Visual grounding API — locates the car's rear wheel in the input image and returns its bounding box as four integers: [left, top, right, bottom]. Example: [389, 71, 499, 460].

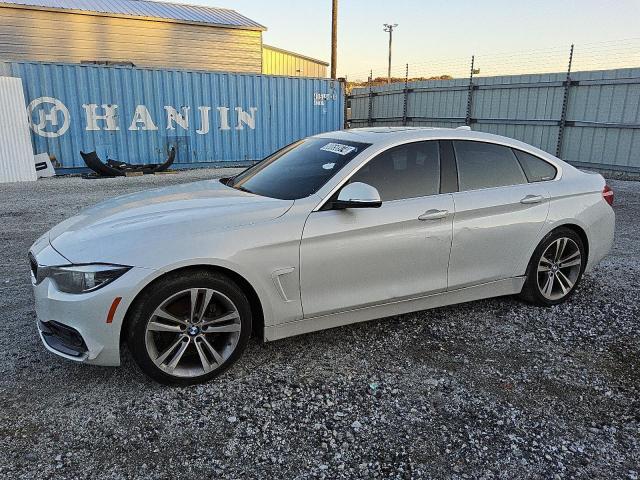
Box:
[520, 228, 585, 306]
[126, 270, 252, 385]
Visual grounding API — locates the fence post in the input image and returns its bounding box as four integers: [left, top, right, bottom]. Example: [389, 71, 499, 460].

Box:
[465, 55, 475, 126]
[556, 44, 574, 158]
[367, 70, 374, 127]
[402, 63, 409, 126]
[341, 77, 348, 129]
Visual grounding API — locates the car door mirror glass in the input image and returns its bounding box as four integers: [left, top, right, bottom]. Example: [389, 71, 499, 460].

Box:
[333, 182, 382, 209]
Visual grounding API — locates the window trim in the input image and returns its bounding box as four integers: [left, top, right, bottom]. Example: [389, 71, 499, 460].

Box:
[439, 140, 458, 193]
[316, 139, 444, 210]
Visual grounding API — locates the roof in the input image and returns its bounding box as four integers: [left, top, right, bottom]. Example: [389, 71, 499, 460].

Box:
[263, 44, 329, 66]
[314, 127, 564, 163]
[0, 0, 267, 30]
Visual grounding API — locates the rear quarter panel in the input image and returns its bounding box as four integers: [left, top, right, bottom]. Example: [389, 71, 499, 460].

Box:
[516, 168, 614, 275]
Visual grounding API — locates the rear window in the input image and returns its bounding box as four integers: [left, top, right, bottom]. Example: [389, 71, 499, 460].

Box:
[453, 141, 527, 191]
[513, 149, 557, 182]
[230, 138, 370, 200]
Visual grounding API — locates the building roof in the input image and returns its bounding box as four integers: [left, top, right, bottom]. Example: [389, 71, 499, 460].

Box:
[0, 0, 267, 30]
[263, 44, 329, 66]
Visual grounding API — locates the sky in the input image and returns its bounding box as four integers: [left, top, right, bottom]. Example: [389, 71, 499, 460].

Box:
[194, 0, 640, 80]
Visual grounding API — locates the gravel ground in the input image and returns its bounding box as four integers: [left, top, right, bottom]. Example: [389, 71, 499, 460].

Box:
[0, 170, 638, 479]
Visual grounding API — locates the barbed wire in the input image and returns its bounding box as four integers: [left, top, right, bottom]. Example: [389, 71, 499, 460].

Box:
[344, 38, 640, 82]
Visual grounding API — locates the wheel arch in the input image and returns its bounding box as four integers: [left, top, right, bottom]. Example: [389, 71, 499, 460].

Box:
[119, 264, 265, 347]
[519, 222, 590, 279]
[520, 222, 590, 305]
[558, 223, 589, 264]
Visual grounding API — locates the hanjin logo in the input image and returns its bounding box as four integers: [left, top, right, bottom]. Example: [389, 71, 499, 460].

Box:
[27, 97, 71, 138]
[24, 97, 259, 137]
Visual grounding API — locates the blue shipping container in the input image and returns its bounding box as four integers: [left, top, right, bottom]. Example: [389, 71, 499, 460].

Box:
[1, 61, 344, 171]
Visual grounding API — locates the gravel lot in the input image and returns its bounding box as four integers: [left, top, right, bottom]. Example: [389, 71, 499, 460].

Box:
[0, 170, 638, 479]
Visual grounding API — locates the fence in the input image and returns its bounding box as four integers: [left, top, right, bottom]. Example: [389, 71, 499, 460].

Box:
[347, 40, 640, 174]
[0, 61, 344, 172]
[349, 66, 640, 174]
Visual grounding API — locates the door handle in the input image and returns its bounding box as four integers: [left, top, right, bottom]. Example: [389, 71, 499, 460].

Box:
[520, 194, 544, 204]
[418, 209, 449, 221]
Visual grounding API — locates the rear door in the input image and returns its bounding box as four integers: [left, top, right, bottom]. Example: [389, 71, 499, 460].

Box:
[447, 140, 551, 289]
[300, 140, 454, 317]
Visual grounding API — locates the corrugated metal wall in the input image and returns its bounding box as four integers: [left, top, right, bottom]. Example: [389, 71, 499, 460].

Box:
[350, 68, 640, 173]
[262, 45, 328, 78]
[0, 6, 263, 72]
[0, 76, 37, 182]
[563, 69, 640, 172]
[3, 61, 344, 170]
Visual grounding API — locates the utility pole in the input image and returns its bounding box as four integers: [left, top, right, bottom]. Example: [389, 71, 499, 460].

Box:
[331, 0, 338, 79]
[383, 23, 397, 84]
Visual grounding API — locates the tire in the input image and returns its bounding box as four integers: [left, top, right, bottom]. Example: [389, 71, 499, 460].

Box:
[126, 270, 252, 386]
[519, 227, 586, 307]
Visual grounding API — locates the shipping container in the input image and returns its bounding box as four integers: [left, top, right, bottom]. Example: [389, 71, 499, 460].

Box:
[1, 61, 345, 171]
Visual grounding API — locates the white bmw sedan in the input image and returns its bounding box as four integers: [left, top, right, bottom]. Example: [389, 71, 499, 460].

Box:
[29, 127, 615, 385]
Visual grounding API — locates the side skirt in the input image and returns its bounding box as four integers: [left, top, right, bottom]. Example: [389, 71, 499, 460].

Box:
[264, 277, 526, 341]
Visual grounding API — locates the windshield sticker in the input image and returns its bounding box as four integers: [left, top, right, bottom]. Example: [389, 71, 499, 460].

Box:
[320, 143, 357, 156]
[322, 162, 336, 170]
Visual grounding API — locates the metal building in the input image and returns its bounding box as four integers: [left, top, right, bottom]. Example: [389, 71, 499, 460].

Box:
[263, 44, 328, 78]
[0, 0, 267, 72]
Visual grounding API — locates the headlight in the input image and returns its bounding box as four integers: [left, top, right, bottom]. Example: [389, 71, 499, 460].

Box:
[46, 264, 130, 294]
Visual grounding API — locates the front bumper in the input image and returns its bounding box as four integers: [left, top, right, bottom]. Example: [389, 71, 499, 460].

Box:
[30, 242, 154, 366]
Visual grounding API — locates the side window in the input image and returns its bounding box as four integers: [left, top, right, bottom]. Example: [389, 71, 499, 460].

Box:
[350, 141, 440, 201]
[513, 149, 557, 182]
[453, 141, 527, 191]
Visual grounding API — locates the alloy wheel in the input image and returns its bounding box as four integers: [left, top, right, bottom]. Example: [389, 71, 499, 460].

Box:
[536, 237, 582, 301]
[144, 288, 242, 378]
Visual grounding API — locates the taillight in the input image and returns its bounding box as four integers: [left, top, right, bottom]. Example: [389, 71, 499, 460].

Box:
[602, 185, 614, 206]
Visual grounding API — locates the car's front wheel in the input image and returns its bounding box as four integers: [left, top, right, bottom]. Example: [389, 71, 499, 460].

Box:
[126, 270, 252, 385]
[520, 228, 586, 306]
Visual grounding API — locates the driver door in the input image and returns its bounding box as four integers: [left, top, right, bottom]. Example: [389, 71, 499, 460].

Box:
[299, 141, 454, 318]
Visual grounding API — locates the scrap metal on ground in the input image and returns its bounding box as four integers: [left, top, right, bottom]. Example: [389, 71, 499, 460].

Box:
[80, 147, 175, 177]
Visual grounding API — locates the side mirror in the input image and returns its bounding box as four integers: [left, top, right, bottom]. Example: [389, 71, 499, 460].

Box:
[333, 182, 382, 209]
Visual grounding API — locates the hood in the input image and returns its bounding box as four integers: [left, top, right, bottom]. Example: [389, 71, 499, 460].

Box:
[49, 179, 293, 264]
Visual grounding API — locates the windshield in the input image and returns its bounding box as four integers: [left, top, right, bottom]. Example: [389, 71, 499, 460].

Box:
[229, 138, 371, 200]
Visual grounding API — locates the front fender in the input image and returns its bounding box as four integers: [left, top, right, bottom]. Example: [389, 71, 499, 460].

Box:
[118, 257, 279, 331]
